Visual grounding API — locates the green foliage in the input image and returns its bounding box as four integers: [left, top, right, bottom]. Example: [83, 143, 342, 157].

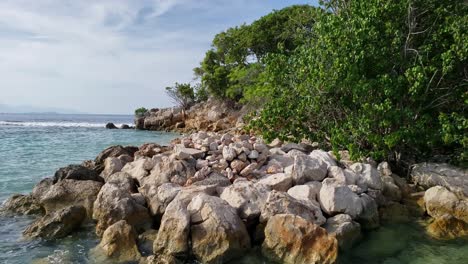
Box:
[165, 82, 195, 110]
[194, 5, 320, 100]
[134, 107, 148, 117]
[250, 0, 467, 164]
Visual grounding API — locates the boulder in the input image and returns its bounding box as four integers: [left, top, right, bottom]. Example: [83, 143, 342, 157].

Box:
[256, 173, 293, 192]
[53, 164, 103, 183]
[95, 145, 138, 169]
[135, 143, 167, 159]
[90, 220, 141, 263]
[281, 143, 308, 153]
[141, 155, 196, 189]
[31, 178, 54, 201]
[122, 157, 155, 184]
[350, 163, 383, 190]
[424, 186, 468, 223]
[120, 124, 131, 129]
[319, 178, 363, 219]
[357, 193, 380, 230]
[93, 173, 151, 236]
[39, 179, 103, 219]
[291, 155, 328, 184]
[220, 181, 269, 221]
[260, 191, 326, 225]
[287, 183, 321, 206]
[324, 214, 361, 250]
[100, 157, 124, 180]
[144, 183, 182, 216]
[310, 150, 337, 169]
[222, 146, 237, 162]
[1, 194, 43, 215]
[382, 176, 402, 202]
[106, 122, 118, 129]
[187, 194, 251, 264]
[174, 145, 206, 160]
[327, 166, 358, 185]
[23, 205, 86, 239]
[262, 214, 338, 264]
[153, 199, 191, 259]
[411, 163, 468, 197]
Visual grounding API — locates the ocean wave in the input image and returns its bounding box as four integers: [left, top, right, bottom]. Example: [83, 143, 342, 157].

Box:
[0, 121, 124, 128]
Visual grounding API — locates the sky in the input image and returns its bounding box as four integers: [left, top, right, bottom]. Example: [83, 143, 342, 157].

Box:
[0, 0, 317, 114]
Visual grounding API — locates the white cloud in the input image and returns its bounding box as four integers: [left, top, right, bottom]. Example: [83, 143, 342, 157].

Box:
[0, 0, 311, 114]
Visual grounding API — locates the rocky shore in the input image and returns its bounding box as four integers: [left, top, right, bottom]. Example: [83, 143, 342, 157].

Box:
[1, 131, 467, 264]
[134, 99, 247, 133]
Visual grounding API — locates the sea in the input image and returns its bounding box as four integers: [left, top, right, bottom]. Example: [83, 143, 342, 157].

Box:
[0, 113, 467, 264]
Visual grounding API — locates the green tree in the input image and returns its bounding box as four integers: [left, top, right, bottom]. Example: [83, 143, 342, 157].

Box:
[165, 82, 195, 110]
[251, 0, 467, 165]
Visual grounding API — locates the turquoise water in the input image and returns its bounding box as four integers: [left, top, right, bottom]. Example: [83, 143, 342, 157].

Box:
[0, 113, 178, 264]
[1, 113, 467, 264]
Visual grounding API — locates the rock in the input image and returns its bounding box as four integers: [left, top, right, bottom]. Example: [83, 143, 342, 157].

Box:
[358, 193, 380, 229]
[53, 164, 103, 183]
[424, 186, 468, 223]
[106, 122, 118, 129]
[426, 215, 468, 239]
[100, 157, 124, 180]
[141, 155, 196, 189]
[31, 178, 54, 201]
[350, 163, 383, 190]
[93, 173, 151, 236]
[39, 179, 103, 219]
[262, 214, 338, 264]
[230, 159, 247, 172]
[324, 214, 361, 250]
[319, 178, 363, 219]
[281, 143, 308, 153]
[188, 194, 250, 264]
[174, 145, 205, 160]
[260, 191, 326, 225]
[95, 145, 138, 169]
[257, 173, 293, 192]
[248, 150, 259, 160]
[291, 155, 328, 184]
[144, 183, 182, 216]
[220, 181, 269, 221]
[240, 163, 258, 177]
[268, 138, 283, 148]
[122, 157, 155, 184]
[153, 199, 190, 259]
[23, 205, 86, 239]
[121, 124, 131, 129]
[287, 183, 321, 206]
[382, 176, 402, 202]
[310, 150, 337, 169]
[412, 163, 468, 197]
[1, 194, 43, 215]
[254, 143, 268, 153]
[222, 146, 237, 161]
[190, 172, 231, 187]
[91, 220, 141, 263]
[377, 161, 393, 177]
[135, 143, 165, 159]
[327, 166, 358, 185]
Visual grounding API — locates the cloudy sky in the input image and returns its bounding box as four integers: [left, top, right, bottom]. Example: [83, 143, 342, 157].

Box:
[0, 0, 317, 114]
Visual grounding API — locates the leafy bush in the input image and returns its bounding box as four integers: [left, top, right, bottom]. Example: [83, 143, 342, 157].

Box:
[134, 107, 148, 117]
[165, 82, 196, 110]
[250, 0, 467, 164]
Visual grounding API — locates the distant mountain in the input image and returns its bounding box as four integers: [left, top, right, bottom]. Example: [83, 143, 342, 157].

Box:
[0, 103, 84, 114]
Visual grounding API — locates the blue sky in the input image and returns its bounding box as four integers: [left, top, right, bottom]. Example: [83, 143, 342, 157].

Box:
[0, 0, 318, 114]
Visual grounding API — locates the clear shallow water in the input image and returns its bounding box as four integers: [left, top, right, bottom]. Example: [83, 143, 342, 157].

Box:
[1, 114, 467, 264]
[0, 113, 178, 264]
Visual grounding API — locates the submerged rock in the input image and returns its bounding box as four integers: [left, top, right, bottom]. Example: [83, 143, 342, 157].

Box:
[262, 214, 338, 264]
[424, 186, 468, 223]
[426, 215, 468, 239]
[23, 205, 86, 239]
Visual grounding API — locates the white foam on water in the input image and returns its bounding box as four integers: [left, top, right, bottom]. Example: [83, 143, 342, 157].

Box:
[0, 121, 124, 128]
